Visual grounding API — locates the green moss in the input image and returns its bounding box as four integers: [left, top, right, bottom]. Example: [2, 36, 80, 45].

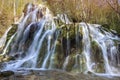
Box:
[91, 41, 105, 73]
[6, 24, 18, 44]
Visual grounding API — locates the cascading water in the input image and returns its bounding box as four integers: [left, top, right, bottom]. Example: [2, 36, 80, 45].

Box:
[1, 33, 16, 55]
[0, 26, 12, 48]
[88, 24, 120, 76]
[0, 3, 120, 77]
[80, 23, 92, 72]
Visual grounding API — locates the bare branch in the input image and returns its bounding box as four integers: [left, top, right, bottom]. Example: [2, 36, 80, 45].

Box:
[106, 0, 120, 15]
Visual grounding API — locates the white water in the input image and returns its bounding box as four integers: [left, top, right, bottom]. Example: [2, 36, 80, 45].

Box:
[88, 24, 120, 76]
[2, 4, 57, 70]
[73, 54, 81, 72]
[17, 22, 35, 52]
[63, 56, 70, 70]
[48, 30, 60, 69]
[41, 33, 52, 68]
[41, 20, 57, 68]
[80, 22, 92, 72]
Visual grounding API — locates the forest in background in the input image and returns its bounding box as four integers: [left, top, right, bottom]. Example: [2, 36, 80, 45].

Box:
[0, 0, 120, 37]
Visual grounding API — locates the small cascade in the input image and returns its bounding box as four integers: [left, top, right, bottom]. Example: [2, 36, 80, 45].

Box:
[88, 24, 120, 76]
[41, 31, 53, 68]
[80, 23, 92, 72]
[48, 30, 60, 69]
[0, 26, 12, 48]
[63, 56, 70, 70]
[66, 27, 70, 56]
[73, 54, 83, 73]
[0, 3, 120, 77]
[1, 33, 16, 55]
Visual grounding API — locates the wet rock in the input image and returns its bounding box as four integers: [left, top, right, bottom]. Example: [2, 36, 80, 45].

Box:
[0, 71, 14, 77]
[102, 24, 110, 29]
[0, 55, 15, 62]
[0, 55, 4, 62]
[0, 70, 120, 80]
[6, 24, 18, 44]
[2, 55, 15, 62]
[23, 3, 35, 17]
[0, 47, 3, 53]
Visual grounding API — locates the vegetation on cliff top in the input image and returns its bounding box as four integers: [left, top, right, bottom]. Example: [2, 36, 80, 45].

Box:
[0, 0, 120, 37]
[47, 0, 120, 33]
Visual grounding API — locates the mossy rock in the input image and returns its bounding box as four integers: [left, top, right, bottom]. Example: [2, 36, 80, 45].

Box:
[0, 55, 5, 62]
[91, 41, 105, 73]
[60, 24, 76, 38]
[2, 56, 15, 62]
[101, 24, 110, 29]
[0, 55, 15, 63]
[6, 24, 18, 44]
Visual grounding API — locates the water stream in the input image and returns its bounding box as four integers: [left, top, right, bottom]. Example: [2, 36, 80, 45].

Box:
[0, 26, 12, 48]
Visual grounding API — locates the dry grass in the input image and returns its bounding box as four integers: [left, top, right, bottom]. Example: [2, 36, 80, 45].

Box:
[46, 0, 117, 22]
[46, 0, 120, 33]
[47, 0, 83, 22]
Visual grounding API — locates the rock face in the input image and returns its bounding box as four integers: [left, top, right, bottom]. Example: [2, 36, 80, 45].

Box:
[0, 70, 120, 80]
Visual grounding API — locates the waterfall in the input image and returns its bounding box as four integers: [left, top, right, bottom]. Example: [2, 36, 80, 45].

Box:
[80, 22, 92, 72]
[88, 24, 120, 76]
[0, 3, 120, 77]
